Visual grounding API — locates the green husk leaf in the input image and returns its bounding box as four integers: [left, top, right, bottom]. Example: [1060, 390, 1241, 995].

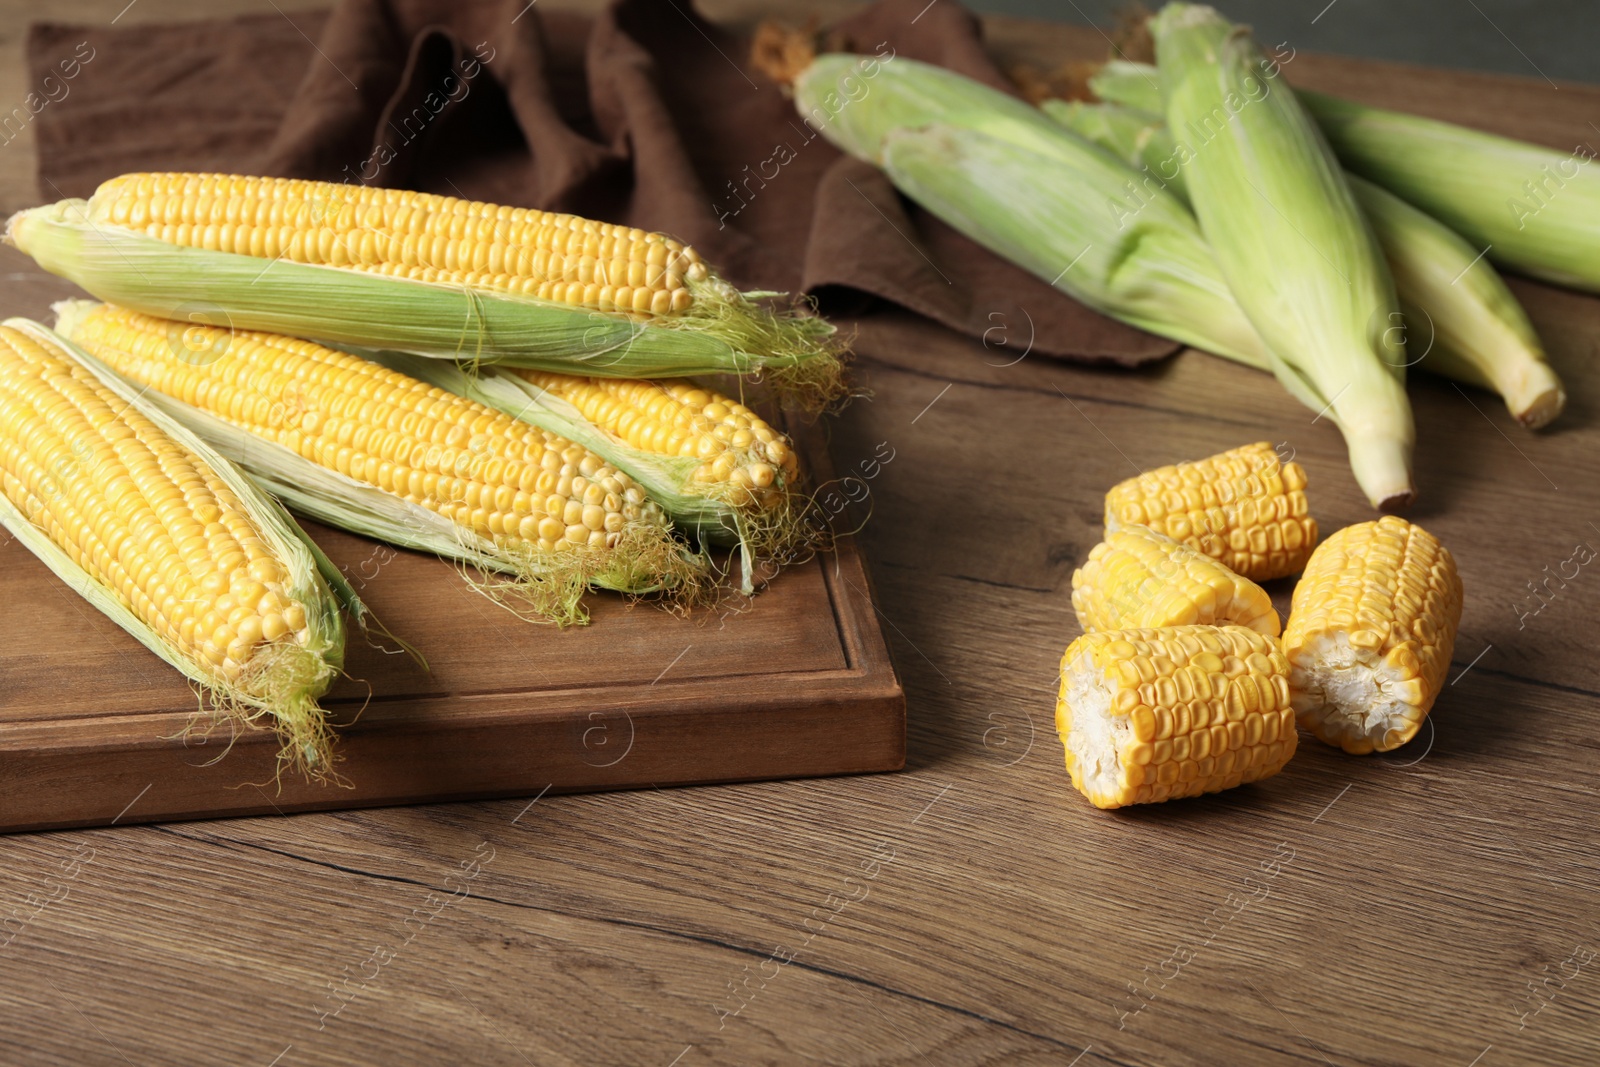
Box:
[7, 198, 846, 410]
[1048, 99, 1564, 427]
[1091, 59, 1600, 297]
[1151, 4, 1414, 509]
[795, 54, 1275, 368]
[1087, 59, 1167, 113]
[51, 301, 712, 627]
[1300, 89, 1600, 294]
[0, 317, 347, 780]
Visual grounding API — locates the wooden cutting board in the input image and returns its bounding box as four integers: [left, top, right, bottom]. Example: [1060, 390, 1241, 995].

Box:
[0, 322, 905, 834]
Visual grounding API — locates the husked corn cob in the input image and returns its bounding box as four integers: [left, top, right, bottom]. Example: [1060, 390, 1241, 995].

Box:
[1072, 526, 1279, 636]
[513, 373, 799, 510]
[1056, 625, 1298, 809]
[58, 303, 706, 625]
[95, 174, 706, 317]
[339, 349, 821, 591]
[1103, 442, 1317, 580]
[0, 319, 347, 775]
[7, 175, 845, 407]
[1283, 517, 1462, 754]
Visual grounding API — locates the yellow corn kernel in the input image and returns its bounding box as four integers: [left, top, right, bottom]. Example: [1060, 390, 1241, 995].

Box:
[1282, 517, 1463, 754]
[91, 173, 706, 317]
[1072, 525, 1280, 636]
[1104, 442, 1317, 580]
[1056, 625, 1297, 809]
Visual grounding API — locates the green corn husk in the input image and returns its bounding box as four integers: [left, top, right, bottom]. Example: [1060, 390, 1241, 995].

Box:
[1353, 176, 1566, 428]
[1093, 58, 1600, 296]
[1048, 100, 1566, 428]
[6, 193, 845, 410]
[1299, 89, 1600, 293]
[343, 349, 824, 594]
[52, 301, 711, 628]
[1087, 59, 1167, 114]
[0, 317, 355, 779]
[793, 54, 1274, 368]
[1151, 4, 1415, 509]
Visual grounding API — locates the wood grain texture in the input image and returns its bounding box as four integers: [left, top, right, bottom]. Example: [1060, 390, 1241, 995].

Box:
[2, 3, 1599, 1066]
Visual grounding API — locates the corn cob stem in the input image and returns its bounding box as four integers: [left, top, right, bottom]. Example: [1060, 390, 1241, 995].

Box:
[0, 318, 348, 778]
[55, 301, 710, 627]
[1151, 5, 1415, 510]
[7, 177, 847, 410]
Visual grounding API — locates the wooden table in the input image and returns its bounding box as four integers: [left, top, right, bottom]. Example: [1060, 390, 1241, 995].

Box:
[3, 3, 1598, 1065]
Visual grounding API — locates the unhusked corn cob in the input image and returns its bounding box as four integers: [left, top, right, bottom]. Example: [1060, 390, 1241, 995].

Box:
[1103, 442, 1317, 580]
[1072, 526, 1279, 636]
[59, 303, 704, 625]
[7, 175, 846, 407]
[0, 319, 345, 774]
[1282, 517, 1462, 754]
[513, 373, 799, 510]
[789, 55, 1277, 370]
[93, 173, 706, 317]
[1152, 5, 1415, 510]
[1056, 625, 1298, 809]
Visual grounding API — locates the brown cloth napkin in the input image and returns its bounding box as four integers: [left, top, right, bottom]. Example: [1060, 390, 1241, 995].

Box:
[26, 0, 1175, 365]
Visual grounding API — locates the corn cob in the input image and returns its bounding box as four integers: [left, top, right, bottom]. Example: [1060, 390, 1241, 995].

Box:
[353, 349, 818, 590]
[1056, 625, 1297, 809]
[1102, 442, 1316, 581]
[789, 54, 1276, 369]
[1282, 517, 1462, 754]
[1046, 100, 1566, 428]
[6, 174, 845, 408]
[55, 302, 708, 626]
[0, 318, 350, 777]
[1151, 5, 1415, 510]
[1072, 526, 1280, 636]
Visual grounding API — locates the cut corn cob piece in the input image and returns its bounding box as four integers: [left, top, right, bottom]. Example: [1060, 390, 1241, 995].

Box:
[0, 318, 350, 777]
[55, 301, 708, 627]
[1056, 625, 1297, 809]
[1103, 442, 1316, 581]
[1283, 517, 1462, 755]
[353, 349, 820, 592]
[1072, 526, 1279, 636]
[6, 174, 845, 408]
[1046, 100, 1566, 429]
[1151, 5, 1415, 510]
[790, 54, 1276, 369]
